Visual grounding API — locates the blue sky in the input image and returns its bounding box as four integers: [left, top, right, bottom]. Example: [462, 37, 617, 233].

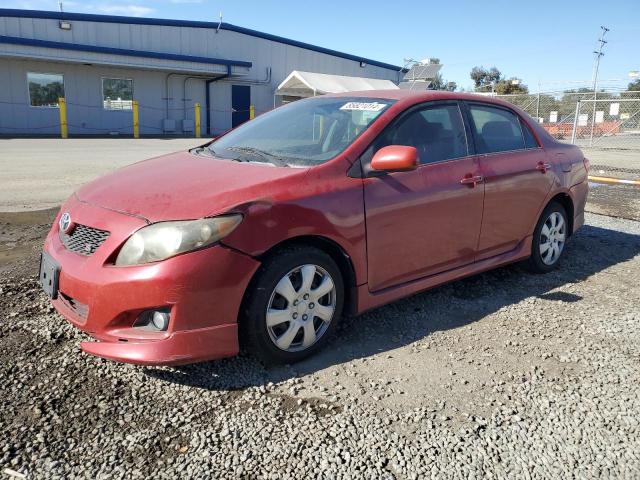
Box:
[6, 0, 640, 92]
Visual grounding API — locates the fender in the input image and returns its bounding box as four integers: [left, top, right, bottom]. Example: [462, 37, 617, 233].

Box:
[221, 161, 369, 285]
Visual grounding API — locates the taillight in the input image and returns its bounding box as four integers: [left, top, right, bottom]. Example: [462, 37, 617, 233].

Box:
[583, 157, 590, 172]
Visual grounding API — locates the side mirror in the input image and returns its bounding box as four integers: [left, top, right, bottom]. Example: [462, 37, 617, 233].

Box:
[371, 145, 418, 173]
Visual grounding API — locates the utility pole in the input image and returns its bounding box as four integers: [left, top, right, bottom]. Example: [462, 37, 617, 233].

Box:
[589, 26, 609, 146]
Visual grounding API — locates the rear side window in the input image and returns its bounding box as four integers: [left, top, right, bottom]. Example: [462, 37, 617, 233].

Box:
[520, 119, 540, 149]
[469, 104, 525, 154]
[373, 103, 468, 165]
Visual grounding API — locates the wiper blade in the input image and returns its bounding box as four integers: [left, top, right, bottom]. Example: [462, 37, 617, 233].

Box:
[192, 146, 246, 162]
[226, 146, 289, 167]
[190, 146, 213, 156]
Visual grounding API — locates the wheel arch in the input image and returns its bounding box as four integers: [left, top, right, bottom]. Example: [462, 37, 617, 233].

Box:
[547, 192, 575, 236]
[248, 235, 359, 316]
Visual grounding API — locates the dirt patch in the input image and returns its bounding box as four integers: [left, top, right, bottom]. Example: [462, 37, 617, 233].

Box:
[0, 208, 57, 277]
[586, 182, 640, 221]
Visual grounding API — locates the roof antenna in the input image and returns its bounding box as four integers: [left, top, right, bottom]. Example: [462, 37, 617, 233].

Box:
[216, 11, 222, 33]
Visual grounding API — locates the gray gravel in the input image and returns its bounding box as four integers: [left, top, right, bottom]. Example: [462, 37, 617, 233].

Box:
[1, 212, 640, 479]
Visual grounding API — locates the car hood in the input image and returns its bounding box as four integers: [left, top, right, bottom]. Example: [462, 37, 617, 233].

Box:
[75, 151, 308, 223]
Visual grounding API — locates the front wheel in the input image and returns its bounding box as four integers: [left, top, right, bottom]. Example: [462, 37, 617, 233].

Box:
[526, 202, 569, 273]
[240, 246, 344, 365]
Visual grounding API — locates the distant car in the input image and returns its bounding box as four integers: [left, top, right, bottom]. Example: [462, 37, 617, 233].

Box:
[40, 91, 589, 366]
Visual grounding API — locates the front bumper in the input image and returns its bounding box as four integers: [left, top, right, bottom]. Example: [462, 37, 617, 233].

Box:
[44, 197, 260, 365]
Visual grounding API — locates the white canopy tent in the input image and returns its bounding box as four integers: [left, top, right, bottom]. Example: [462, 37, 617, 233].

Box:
[275, 70, 399, 100]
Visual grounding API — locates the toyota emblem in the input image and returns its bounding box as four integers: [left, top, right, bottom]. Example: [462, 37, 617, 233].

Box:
[59, 212, 73, 234]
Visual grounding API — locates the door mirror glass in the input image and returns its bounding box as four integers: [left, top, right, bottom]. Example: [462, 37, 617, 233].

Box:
[371, 145, 418, 172]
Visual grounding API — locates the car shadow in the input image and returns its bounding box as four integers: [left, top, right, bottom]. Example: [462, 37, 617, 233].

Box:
[144, 223, 640, 391]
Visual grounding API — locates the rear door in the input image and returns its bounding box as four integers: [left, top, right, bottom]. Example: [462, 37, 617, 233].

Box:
[362, 101, 485, 292]
[465, 102, 554, 260]
[231, 85, 251, 127]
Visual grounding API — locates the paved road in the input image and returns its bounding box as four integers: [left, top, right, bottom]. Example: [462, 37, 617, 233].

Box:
[573, 133, 640, 154]
[585, 149, 640, 179]
[0, 138, 203, 211]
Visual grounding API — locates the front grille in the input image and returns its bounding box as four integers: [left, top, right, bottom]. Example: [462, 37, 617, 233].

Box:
[60, 223, 110, 256]
[59, 292, 89, 321]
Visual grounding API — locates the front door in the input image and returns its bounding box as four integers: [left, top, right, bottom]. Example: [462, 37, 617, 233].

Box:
[465, 102, 555, 260]
[231, 85, 251, 128]
[362, 102, 485, 292]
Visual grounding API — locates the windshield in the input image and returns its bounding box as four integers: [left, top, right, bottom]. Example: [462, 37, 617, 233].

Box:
[208, 96, 395, 167]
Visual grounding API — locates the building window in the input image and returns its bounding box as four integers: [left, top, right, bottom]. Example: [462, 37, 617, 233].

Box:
[27, 72, 64, 107]
[102, 78, 133, 110]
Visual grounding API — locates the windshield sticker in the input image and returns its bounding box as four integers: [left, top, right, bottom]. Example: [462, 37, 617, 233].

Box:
[339, 102, 387, 112]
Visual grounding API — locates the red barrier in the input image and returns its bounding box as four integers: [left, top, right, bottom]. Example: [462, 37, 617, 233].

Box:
[542, 122, 620, 139]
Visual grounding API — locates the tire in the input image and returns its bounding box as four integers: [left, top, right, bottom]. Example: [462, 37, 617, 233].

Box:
[526, 201, 569, 273]
[240, 245, 344, 365]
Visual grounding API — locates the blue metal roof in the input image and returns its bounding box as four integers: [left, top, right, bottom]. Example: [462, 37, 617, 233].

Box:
[0, 8, 402, 72]
[0, 35, 253, 68]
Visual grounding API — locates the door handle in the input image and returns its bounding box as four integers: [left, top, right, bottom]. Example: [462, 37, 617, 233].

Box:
[460, 175, 484, 187]
[536, 162, 552, 173]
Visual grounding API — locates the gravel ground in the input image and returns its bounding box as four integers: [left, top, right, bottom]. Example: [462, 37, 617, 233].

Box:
[1, 210, 640, 479]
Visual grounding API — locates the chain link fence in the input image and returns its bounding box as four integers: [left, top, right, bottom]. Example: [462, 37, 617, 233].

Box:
[490, 90, 640, 181]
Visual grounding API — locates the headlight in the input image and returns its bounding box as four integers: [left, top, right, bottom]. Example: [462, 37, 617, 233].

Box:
[115, 215, 242, 266]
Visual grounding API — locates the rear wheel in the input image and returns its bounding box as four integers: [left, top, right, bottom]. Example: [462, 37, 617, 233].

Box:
[526, 202, 568, 273]
[240, 246, 344, 364]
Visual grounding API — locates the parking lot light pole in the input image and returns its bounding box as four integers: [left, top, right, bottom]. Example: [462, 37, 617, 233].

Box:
[589, 26, 609, 146]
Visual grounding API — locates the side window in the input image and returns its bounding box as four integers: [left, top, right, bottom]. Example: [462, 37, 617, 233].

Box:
[469, 104, 525, 154]
[520, 119, 540, 149]
[372, 103, 468, 165]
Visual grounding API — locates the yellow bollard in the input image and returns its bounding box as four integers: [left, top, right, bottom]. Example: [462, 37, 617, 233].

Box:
[249, 105, 255, 120]
[58, 97, 68, 139]
[194, 102, 201, 138]
[132, 100, 140, 139]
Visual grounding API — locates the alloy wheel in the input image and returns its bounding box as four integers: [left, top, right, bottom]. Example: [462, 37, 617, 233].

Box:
[266, 264, 337, 352]
[539, 211, 566, 266]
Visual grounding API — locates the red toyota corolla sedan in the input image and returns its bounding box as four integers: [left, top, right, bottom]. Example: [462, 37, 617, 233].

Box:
[39, 91, 588, 366]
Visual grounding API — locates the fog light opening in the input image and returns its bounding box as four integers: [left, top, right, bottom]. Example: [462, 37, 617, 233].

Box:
[134, 309, 171, 332]
[151, 311, 170, 331]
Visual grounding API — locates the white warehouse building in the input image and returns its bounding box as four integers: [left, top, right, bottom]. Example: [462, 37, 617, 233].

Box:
[0, 8, 402, 136]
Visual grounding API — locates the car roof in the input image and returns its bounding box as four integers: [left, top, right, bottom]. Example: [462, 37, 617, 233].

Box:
[322, 89, 555, 147]
[325, 89, 518, 109]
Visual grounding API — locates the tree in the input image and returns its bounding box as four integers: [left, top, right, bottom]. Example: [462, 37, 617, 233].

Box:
[470, 66, 502, 90]
[628, 79, 640, 91]
[429, 72, 457, 91]
[470, 66, 528, 94]
[494, 78, 529, 95]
